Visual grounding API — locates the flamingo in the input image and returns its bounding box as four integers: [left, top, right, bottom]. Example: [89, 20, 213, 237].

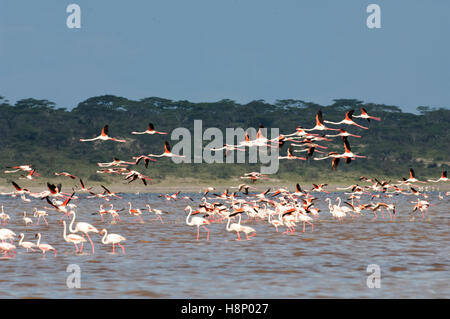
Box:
[427, 171, 448, 183]
[146, 204, 166, 223]
[4, 165, 33, 173]
[99, 228, 126, 255]
[80, 125, 126, 142]
[76, 179, 92, 192]
[19, 169, 40, 180]
[33, 208, 49, 225]
[323, 110, 369, 130]
[185, 206, 210, 240]
[278, 145, 307, 160]
[133, 155, 157, 168]
[268, 210, 283, 232]
[35, 233, 57, 258]
[11, 181, 30, 195]
[326, 129, 362, 138]
[18, 233, 37, 252]
[124, 170, 152, 186]
[0, 242, 16, 257]
[210, 144, 246, 157]
[304, 110, 340, 132]
[23, 211, 33, 228]
[63, 220, 87, 253]
[131, 122, 168, 135]
[0, 228, 16, 242]
[53, 172, 78, 179]
[128, 202, 145, 223]
[148, 141, 185, 158]
[69, 211, 99, 254]
[0, 206, 10, 226]
[46, 192, 75, 222]
[226, 213, 243, 240]
[352, 107, 381, 122]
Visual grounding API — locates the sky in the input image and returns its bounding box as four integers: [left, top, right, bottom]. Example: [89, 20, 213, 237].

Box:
[1, 0, 449, 113]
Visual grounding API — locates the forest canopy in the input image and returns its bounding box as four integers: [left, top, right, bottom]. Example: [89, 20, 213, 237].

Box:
[0, 95, 448, 184]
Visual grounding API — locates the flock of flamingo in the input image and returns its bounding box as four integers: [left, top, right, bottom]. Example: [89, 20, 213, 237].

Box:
[0, 108, 448, 258]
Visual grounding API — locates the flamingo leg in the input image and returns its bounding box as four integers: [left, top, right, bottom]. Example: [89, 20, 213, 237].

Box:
[118, 243, 125, 254]
[112, 243, 115, 255]
[196, 225, 200, 240]
[74, 243, 79, 253]
[202, 225, 210, 240]
[86, 233, 95, 254]
[235, 232, 241, 241]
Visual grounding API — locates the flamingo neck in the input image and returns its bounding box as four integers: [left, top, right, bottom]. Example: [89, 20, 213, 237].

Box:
[186, 207, 193, 226]
[36, 234, 41, 246]
[101, 230, 108, 244]
[226, 217, 232, 231]
[69, 211, 76, 233]
[19, 235, 24, 245]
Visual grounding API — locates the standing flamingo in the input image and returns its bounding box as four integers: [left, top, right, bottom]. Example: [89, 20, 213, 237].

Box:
[18, 233, 37, 252]
[35, 233, 57, 258]
[63, 220, 87, 253]
[185, 206, 210, 240]
[99, 229, 126, 255]
[69, 211, 99, 254]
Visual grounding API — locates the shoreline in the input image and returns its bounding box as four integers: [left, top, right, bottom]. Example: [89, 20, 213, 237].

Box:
[1, 177, 449, 194]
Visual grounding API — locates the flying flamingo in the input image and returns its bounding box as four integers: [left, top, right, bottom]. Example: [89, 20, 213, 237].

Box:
[149, 141, 185, 158]
[4, 165, 33, 173]
[54, 172, 78, 179]
[323, 110, 369, 130]
[401, 169, 427, 184]
[185, 206, 210, 240]
[326, 129, 362, 138]
[304, 110, 340, 132]
[210, 144, 246, 157]
[80, 125, 126, 142]
[19, 169, 40, 180]
[131, 122, 168, 135]
[11, 181, 30, 195]
[352, 107, 381, 122]
[427, 171, 448, 183]
[99, 229, 126, 255]
[278, 145, 307, 160]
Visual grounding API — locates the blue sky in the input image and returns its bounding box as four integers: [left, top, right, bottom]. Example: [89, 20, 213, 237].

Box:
[1, 1, 449, 112]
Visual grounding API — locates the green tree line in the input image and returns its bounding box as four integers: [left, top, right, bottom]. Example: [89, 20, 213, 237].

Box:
[0, 95, 448, 184]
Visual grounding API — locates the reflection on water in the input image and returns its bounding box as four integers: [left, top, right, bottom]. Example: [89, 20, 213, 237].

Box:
[0, 192, 448, 298]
